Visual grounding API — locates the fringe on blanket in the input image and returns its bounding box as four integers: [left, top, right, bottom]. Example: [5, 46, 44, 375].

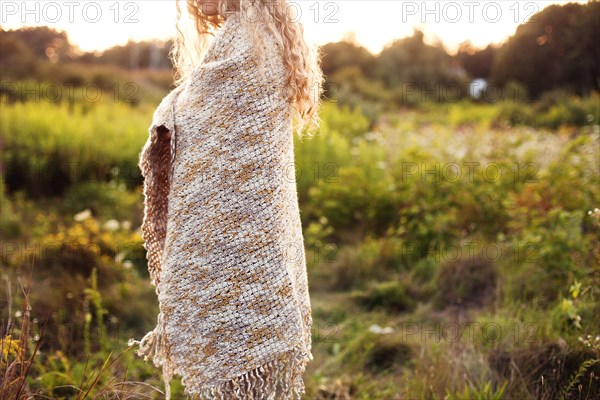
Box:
[128, 309, 177, 400]
[128, 320, 311, 400]
[189, 346, 310, 400]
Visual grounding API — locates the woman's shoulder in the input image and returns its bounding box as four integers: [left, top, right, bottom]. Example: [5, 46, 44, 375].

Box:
[182, 13, 286, 94]
[202, 12, 249, 64]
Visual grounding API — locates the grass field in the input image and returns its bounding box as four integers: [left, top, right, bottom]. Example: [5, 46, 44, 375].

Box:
[1, 88, 599, 399]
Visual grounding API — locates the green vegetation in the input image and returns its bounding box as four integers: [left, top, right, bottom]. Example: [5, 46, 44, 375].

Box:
[2, 92, 598, 398]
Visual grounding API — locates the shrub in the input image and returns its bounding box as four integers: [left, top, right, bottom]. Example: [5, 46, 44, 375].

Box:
[507, 209, 588, 307]
[433, 255, 497, 310]
[1, 100, 151, 197]
[0, 177, 21, 239]
[327, 238, 402, 291]
[62, 181, 142, 224]
[364, 334, 414, 374]
[352, 278, 417, 314]
[488, 341, 600, 400]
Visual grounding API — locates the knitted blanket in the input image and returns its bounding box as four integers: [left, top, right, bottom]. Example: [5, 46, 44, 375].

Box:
[128, 12, 313, 400]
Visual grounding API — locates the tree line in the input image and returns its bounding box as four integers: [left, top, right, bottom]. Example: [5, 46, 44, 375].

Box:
[1, 1, 598, 101]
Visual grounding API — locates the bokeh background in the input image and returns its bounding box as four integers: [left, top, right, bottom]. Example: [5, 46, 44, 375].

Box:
[1, 1, 599, 399]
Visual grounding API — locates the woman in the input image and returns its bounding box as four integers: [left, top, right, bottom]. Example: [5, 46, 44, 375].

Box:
[127, 0, 324, 399]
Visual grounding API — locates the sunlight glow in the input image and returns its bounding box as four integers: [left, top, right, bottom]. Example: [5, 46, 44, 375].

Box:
[0, 0, 590, 55]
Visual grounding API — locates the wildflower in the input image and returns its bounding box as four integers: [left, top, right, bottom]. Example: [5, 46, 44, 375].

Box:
[103, 219, 120, 231]
[1, 335, 23, 363]
[369, 323, 394, 334]
[74, 209, 92, 221]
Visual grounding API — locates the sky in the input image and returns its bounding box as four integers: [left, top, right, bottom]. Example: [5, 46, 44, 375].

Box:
[0, 0, 590, 55]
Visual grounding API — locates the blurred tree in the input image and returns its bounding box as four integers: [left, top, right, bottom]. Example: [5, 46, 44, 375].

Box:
[2, 2, 597, 101]
[491, 1, 600, 98]
[456, 42, 498, 80]
[0, 26, 71, 62]
[83, 39, 174, 70]
[320, 40, 377, 80]
[0, 30, 38, 79]
[376, 29, 460, 89]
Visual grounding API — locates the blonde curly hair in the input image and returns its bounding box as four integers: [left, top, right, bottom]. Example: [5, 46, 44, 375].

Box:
[171, 0, 324, 137]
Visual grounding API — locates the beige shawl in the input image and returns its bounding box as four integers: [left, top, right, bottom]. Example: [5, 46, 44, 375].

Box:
[127, 11, 313, 400]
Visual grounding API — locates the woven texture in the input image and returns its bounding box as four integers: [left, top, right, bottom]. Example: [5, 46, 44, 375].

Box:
[128, 11, 313, 400]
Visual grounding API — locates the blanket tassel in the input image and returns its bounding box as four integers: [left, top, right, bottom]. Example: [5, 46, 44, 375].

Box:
[186, 345, 311, 400]
[129, 312, 311, 400]
[128, 309, 176, 400]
